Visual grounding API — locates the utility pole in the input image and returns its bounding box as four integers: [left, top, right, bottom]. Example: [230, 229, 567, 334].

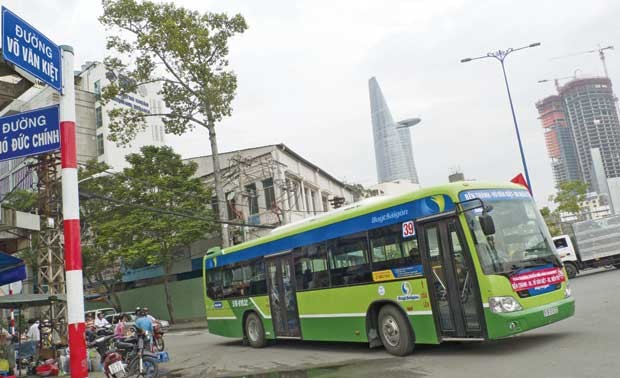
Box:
[461, 42, 541, 194]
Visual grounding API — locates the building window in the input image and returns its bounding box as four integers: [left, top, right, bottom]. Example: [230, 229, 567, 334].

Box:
[95, 107, 103, 128]
[322, 194, 329, 212]
[262, 178, 275, 210]
[94, 80, 101, 99]
[226, 191, 239, 220]
[96, 134, 104, 156]
[211, 195, 219, 217]
[245, 183, 259, 215]
[310, 190, 317, 214]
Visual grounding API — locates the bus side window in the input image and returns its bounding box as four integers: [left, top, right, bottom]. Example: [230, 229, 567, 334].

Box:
[401, 238, 421, 265]
[248, 259, 267, 295]
[294, 243, 329, 290]
[206, 269, 223, 299]
[328, 232, 372, 286]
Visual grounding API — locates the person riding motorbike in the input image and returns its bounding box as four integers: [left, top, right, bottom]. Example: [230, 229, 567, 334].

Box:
[134, 309, 153, 343]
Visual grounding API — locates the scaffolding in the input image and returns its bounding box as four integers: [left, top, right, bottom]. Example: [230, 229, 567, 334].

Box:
[35, 152, 66, 322]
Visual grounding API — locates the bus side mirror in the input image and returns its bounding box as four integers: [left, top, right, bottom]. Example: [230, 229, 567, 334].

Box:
[479, 214, 496, 236]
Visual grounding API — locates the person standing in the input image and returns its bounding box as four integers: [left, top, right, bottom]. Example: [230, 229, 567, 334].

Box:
[26, 320, 40, 343]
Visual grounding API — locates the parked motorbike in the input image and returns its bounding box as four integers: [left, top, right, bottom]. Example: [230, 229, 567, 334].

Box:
[89, 331, 159, 378]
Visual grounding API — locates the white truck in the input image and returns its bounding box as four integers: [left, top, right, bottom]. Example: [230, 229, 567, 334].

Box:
[553, 214, 620, 278]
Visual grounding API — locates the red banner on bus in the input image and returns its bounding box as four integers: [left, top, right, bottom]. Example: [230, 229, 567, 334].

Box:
[510, 267, 565, 291]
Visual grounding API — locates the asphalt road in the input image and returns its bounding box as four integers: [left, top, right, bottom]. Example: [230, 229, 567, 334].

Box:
[163, 267, 620, 378]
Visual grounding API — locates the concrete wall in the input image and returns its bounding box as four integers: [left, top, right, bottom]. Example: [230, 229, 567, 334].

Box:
[86, 277, 205, 322]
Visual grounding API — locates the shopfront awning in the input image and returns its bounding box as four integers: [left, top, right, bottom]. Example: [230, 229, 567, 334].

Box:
[0, 250, 26, 286]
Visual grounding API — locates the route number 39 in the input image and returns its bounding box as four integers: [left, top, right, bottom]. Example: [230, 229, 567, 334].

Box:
[402, 220, 415, 238]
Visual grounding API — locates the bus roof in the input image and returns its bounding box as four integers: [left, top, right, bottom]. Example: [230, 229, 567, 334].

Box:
[205, 181, 527, 263]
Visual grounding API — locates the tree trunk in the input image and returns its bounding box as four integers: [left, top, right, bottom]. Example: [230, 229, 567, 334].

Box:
[163, 263, 176, 324]
[206, 120, 230, 248]
[100, 275, 122, 312]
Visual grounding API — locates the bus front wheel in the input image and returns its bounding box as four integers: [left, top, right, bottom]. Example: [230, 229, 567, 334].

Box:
[564, 262, 578, 279]
[245, 312, 267, 348]
[378, 305, 414, 356]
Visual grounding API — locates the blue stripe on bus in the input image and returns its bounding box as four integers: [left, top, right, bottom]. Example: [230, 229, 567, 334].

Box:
[206, 194, 454, 269]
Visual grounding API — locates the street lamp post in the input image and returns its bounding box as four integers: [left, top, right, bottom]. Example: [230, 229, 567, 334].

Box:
[461, 42, 541, 193]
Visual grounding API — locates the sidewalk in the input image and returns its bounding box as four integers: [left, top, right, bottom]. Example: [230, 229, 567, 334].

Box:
[168, 319, 207, 332]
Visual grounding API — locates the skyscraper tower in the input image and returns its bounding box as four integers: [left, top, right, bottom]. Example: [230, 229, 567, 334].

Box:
[535, 95, 581, 186]
[368, 77, 420, 183]
[561, 77, 620, 187]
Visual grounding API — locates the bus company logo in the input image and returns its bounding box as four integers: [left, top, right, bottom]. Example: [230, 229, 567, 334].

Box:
[402, 282, 412, 295]
[213, 301, 223, 309]
[371, 209, 409, 224]
[397, 282, 420, 302]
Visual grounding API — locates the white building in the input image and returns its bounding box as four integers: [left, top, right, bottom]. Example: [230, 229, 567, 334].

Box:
[560, 192, 611, 222]
[369, 179, 421, 197]
[77, 62, 166, 171]
[185, 144, 355, 243]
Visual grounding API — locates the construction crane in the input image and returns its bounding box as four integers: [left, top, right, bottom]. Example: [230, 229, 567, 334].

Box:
[550, 45, 614, 77]
[538, 69, 582, 91]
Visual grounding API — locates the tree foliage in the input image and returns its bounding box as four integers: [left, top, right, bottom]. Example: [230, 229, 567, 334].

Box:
[99, 0, 248, 144]
[1, 189, 38, 213]
[79, 160, 123, 310]
[100, 0, 247, 247]
[94, 146, 215, 322]
[552, 180, 588, 215]
[539, 206, 561, 237]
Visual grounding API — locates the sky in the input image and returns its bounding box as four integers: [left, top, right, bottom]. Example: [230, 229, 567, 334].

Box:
[3, 0, 620, 207]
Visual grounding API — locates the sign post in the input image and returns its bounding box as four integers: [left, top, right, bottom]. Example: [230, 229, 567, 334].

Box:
[0, 106, 60, 162]
[3, 6, 86, 377]
[1, 6, 62, 92]
[59, 45, 87, 378]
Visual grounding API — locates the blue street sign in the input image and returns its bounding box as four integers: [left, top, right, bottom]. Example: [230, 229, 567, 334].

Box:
[2, 6, 62, 93]
[0, 105, 60, 162]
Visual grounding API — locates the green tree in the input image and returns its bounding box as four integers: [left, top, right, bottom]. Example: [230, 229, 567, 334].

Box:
[540, 206, 561, 237]
[1, 189, 38, 213]
[96, 146, 215, 322]
[552, 181, 588, 217]
[99, 0, 247, 248]
[79, 160, 123, 311]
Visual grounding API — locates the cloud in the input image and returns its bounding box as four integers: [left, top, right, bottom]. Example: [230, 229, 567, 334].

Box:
[5, 0, 620, 207]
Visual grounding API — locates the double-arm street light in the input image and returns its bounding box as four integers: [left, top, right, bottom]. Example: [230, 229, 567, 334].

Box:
[461, 42, 541, 193]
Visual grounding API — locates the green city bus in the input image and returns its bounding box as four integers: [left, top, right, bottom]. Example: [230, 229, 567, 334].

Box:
[202, 181, 575, 356]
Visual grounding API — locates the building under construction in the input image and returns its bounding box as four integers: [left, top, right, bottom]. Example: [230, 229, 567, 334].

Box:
[536, 77, 620, 189]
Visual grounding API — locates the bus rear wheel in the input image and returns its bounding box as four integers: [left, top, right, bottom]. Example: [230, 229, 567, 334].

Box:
[245, 312, 266, 348]
[378, 305, 414, 356]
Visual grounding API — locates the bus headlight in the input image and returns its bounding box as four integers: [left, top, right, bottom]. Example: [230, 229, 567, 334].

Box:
[489, 296, 523, 313]
[565, 283, 572, 298]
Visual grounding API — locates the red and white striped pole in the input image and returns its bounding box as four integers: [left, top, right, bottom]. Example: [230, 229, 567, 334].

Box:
[8, 283, 14, 335]
[59, 45, 88, 378]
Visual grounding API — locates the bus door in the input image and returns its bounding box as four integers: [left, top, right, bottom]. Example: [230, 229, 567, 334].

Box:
[265, 252, 301, 338]
[417, 216, 484, 339]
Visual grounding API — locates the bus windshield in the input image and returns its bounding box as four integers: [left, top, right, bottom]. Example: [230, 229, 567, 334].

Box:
[465, 198, 560, 275]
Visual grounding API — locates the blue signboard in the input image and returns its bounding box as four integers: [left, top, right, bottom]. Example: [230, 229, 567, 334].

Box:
[2, 6, 62, 92]
[0, 105, 60, 162]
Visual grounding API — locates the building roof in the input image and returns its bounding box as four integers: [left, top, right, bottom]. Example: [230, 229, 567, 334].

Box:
[185, 143, 348, 188]
[559, 77, 612, 95]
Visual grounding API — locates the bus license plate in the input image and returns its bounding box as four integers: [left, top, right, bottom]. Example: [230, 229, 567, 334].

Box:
[543, 306, 558, 317]
[109, 361, 125, 374]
